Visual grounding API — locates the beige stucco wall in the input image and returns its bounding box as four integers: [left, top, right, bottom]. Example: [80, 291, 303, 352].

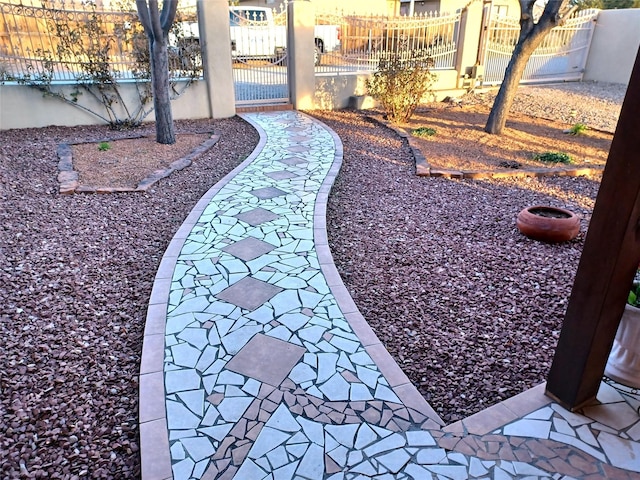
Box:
[314, 69, 463, 110]
[583, 9, 640, 85]
[0, 81, 211, 130]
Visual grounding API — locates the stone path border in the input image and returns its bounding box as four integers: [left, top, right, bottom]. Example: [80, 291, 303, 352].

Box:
[138, 110, 640, 480]
[368, 115, 606, 179]
[56, 134, 220, 194]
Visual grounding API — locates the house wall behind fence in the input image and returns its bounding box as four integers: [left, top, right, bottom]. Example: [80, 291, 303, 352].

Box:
[238, 0, 397, 16]
[583, 9, 640, 85]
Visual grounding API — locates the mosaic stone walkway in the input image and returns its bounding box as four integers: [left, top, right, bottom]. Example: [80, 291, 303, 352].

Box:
[139, 110, 640, 480]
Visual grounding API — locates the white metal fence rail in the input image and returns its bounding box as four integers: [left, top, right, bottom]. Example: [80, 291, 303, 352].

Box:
[315, 11, 461, 76]
[0, 0, 199, 83]
[481, 9, 598, 85]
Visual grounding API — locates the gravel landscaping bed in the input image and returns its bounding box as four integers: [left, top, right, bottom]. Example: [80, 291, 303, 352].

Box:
[314, 80, 626, 423]
[0, 118, 258, 478]
[467, 80, 625, 133]
[315, 108, 602, 423]
[0, 80, 625, 475]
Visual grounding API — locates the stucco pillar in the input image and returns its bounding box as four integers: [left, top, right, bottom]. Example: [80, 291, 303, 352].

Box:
[454, 0, 484, 88]
[287, 0, 315, 111]
[197, 0, 236, 118]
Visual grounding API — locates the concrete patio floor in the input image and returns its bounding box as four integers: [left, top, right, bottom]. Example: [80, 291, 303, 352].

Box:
[138, 110, 640, 480]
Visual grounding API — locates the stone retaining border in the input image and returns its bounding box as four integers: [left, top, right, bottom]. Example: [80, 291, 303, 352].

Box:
[56, 134, 220, 195]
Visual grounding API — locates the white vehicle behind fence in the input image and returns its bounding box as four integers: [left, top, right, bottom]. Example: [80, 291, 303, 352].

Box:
[172, 6, 341, 66]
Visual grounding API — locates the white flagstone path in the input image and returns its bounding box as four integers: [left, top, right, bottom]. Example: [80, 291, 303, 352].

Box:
[139, 110, 640, 480]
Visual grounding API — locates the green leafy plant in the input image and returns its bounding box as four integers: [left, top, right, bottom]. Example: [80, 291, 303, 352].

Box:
[98, 141, 111, 151]
[534, 151, 574, 164]
[629, 270, 640, 307]
[565, 123, 588, 135]
[412, 127, 437, 138]
[366, 49, 437, 124]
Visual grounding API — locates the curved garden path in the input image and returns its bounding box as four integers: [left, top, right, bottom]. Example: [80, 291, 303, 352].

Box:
[138, 110, 640, 480]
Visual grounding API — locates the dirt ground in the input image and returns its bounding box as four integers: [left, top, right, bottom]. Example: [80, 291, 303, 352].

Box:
[69, 104, 613, 188]
[71, 133, 210, 188]
[401, 103, 612, 172]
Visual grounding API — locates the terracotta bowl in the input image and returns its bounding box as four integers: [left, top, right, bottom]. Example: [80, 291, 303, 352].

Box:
[516, 205, 580, 243]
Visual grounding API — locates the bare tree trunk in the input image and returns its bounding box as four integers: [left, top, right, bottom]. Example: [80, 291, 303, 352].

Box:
[485, 34, 545, 134]
[485, 0, 573, 135]
[136, 0, 178, 144]
[149, 36, 175, 144]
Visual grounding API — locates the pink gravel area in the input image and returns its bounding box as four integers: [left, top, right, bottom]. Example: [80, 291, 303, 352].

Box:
[312, 109, 601, 423]
[0, 118, 258, 478]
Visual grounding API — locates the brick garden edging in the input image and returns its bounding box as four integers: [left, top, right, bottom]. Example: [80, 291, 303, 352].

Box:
[57, 134, 221, 194]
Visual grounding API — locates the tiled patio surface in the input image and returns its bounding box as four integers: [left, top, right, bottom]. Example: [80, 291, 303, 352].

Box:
[139, 110, 640, 479]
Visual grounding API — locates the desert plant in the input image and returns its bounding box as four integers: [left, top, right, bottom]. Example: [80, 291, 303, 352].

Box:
[366, 49, 437, 124]
[565, 123, 588, 135]
[412, 127, 437, 138]
[534, 151, 574, 164]
[98, 141, 112, 151]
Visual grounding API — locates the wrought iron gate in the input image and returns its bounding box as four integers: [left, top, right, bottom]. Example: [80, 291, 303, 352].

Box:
[480, 9, 598, 85]
[231, 7, 289, 106]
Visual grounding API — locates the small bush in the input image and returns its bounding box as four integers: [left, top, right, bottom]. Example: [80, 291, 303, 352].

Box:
[98, 141, 111, 151]
[366, 50, 437, 124]
[566, 123, 588, 135]
[412, 127, 437, 138]
[534, 151, 573, 164]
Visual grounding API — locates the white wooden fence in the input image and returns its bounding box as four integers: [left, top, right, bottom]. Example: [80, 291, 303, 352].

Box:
[480, 9, 599, 85]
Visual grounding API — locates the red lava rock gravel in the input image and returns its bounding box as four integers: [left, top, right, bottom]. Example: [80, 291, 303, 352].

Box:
[0, 118, 258, 478]
[312, 109, 602, 424]
[0, 108, 605, 477]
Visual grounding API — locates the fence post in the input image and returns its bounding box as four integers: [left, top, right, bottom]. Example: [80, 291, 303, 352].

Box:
[287, 0, 315, 110]
[197, 0, 236, 118]
[454, 0, 484, 88]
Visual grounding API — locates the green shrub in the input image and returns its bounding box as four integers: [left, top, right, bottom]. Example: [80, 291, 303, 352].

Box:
[629, 268, 640, 307]
[412, 127, 437, 138]
[534, 151, 574, 164]
[98, 141, 111, 151]
[566, 123, 588, 135]
[366, 50, 437, 124]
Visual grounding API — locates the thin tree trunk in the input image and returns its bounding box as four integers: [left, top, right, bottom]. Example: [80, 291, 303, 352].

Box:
[150, 37, 175, 144]
[485, 0, 570, 134]
[136, 0, 178, 145]
[484, 36, 539, 134]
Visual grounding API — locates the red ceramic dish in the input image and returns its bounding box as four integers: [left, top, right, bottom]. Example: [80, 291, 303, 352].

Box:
[516, 205, 580, 243]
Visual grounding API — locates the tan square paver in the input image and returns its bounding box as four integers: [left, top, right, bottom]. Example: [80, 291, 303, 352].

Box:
[250, 186, 287, 200]
[215, 277, 283, 311]
[235, 207, 280, 226]
[226, 333, 305, 387]
[265, 170, 297, 181]
[222, 237, 276, 261]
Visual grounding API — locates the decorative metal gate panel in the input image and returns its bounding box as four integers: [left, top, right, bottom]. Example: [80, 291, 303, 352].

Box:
[231, 7, 289, 106]
[480, 9, 598, 85]
[315, 10, 461, 75]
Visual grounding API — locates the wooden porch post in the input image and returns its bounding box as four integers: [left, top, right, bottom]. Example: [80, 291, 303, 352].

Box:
[546, 46, 640, 410]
